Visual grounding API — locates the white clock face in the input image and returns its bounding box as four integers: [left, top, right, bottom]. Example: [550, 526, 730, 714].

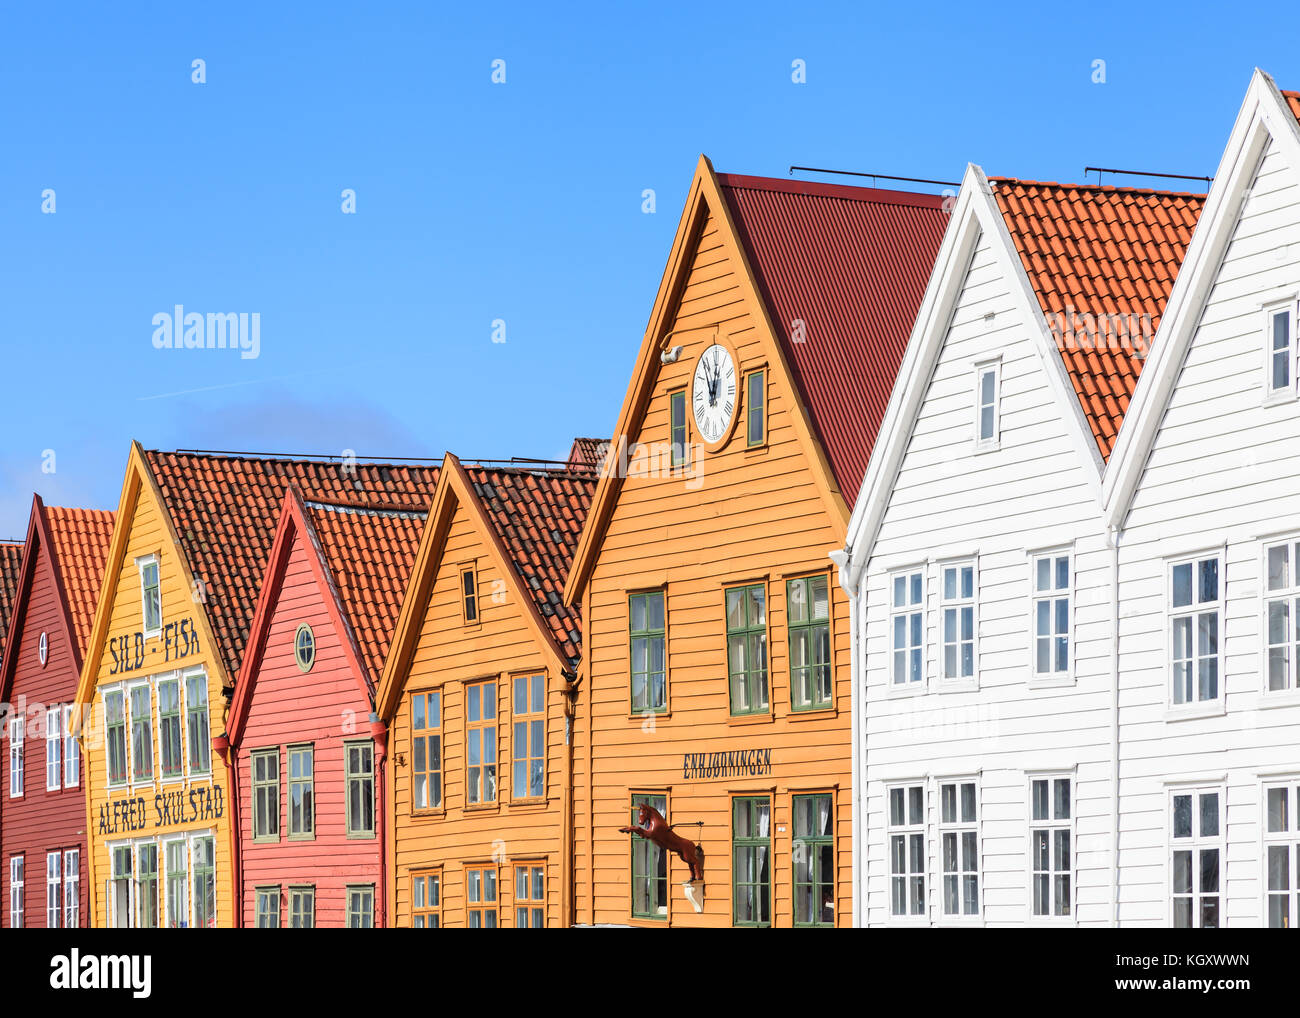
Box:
[692, 344, 737, 445]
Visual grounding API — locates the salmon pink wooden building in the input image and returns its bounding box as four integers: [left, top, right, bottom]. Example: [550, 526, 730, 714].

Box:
[0, 498, 113, 928]
[229, 489, 427, 927]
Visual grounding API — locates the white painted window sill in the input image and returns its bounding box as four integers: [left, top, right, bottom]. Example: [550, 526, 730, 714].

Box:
[1258, 690, 1300, 710]
[1163, 700, 1226, 723]
[1028, 675, 1076, 691]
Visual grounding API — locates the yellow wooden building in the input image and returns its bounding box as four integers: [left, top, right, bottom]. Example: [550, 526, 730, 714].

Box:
[562, 157, 947, 926]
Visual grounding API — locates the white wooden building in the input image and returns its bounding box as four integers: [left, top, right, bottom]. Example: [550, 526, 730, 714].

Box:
[836, 157, 1203, 925]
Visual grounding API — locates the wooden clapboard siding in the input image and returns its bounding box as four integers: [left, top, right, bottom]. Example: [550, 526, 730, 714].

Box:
[390, 492, 565, 927]
[574, 201, 853, 928]
[0, 529, 89, 927]
[1117, 135, 1300, 927]
[236, 527, 380, 927]
[861, 231, 1114, 927]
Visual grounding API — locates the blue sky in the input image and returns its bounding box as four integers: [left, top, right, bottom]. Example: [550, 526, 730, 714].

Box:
[0, 1, 1296, 537]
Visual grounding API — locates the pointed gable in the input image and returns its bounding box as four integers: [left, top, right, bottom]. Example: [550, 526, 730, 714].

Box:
[991, 179, 1205, 458]
[718, 174, 947, 502]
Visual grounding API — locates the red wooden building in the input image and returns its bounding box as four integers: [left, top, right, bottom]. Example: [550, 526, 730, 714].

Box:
[228, 488, 428, 927]
[0, 497, 114, 927]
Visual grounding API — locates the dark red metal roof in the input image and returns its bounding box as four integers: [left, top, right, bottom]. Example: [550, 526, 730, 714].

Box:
[717, 173, 948, 503]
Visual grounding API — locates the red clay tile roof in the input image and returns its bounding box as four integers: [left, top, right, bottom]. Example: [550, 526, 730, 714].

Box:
[991, 179, 1205, 459]
[44, 507, 115, 654]
[1284, 90, 1300, 125]
[0, 542, 24, 664]
[566, 438, 606, 472]
[145, 451, 441, 684]
[717, 174, 948, 503]
[461, 464, 595, 665]
[303, 500, 426, 689]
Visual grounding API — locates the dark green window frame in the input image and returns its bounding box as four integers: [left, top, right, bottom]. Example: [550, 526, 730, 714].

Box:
[669, 389, 688, 467]
[135, 843, 158, 929]
[732, 795, 772, 927]
[788, 574, 832, 711]
[630, 793, 668, 920]
[255, 886, 280, 928]
[128, 683, 153, 782]
[157, 677, 183, 778]
[288, 744, 315, 840]
[104, 689, 127, 785]
[185, 673, 210, 775]
[347, 884, 374, 928]
[192, 836, 215, 928]
[793, 793, 834, 927]
[288, 885, 315, 928]
[345, 740, 375, 839]
[726, 583, 768, 715]
[746, 369, 766, 446]
[629, 591, 667, 714]
[251, 748, 279, 842]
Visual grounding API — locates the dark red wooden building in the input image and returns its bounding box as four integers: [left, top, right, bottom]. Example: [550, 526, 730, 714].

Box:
[228, 488, 427, 927]
[0, 497, 114, 927]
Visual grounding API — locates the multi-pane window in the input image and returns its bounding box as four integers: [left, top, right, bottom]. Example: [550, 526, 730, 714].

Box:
[105, 690, 126, 785]
[63, 849, 78, 928]
[9, 714, 23, 797]
[288, 745, 314, 838]
[1266, 304, 1295, 397]
[732, 796, 772, 927]
[888, 784, 926, 918]
[726, 583, 768, 715]
[512, 674, 545, 800]
[670, 390, 687, 467]
[514, 864, 544, 928]
[186, 674, 210, 774]
[939, 780, 979, 918]
[164, 840, 187, 929]
[1170, 556, 1221, 705]
[192, 836, 215, 928]
[1171, 787, 1222, 928]
[347, 885, 374, 928]
[1265, 538, 1300, 692]
[109, 846, 130, 928]
[289, 886, 315, 929]
[255, 887, 280, 928]
[629, 591, 666, 713]
[1030, 776, 1073, 918]
[46, 852, 61, 928]
[891, 570, 924, 686]
[1265, 782, 1300, 928]
[252, 749, 279, 841]
[9, 855, 23, 927]
[135, 843, 159, 928]
[345, 741, 375, 837]
[461, 567, 479, 624]
[157, 677, 183, 777]
[940, 562, 975, 682]
[793, 793, 834, 927]
[129, 684, 153, 781]
[631, 794, 668, 920]
[412, 871, 441, 928]
[63, 705, 77, 787]
[140, 556, 162, 635]
[975, 362, 1000, 448]
[1032, 552, 1071, 678]
[45, 707, 60, 790]
[788, 575, 831, 711]
[746, 368, 765, 446]
[411, 691, 442, 810]
[466, 866, 498, 928]
[466, 681, 497, 805]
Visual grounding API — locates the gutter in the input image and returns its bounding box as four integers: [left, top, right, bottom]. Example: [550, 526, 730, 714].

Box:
[370, 714, 388, 928]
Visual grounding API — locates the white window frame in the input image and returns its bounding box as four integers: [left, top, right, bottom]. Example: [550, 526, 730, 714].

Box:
[126, 678, 154, 787]
[1262, 300, 1298, 404]
[155, 672, 185, 783]
[185, 667, 211, 777]
[189, 832, 216, 929]
[974, 358, 1001, 452]
[1168, 783, 1225, 928]
[938, 558, 978, 690]
[1029, 547, 1074, 686]
[107, 840, 133, 929]
[1026, 771, 1076, 923]
[102, 684, 128, 789]
[9, 855, 23, 928]
[885, 781, 927, 924]
[936, 776, 982, 923]
[1261, 777, 1300, 929]
[1166, 550, 1225, 718]
[45, 707, 61, 791]
[1262, 536, 1300, 700]
[64, 848, 79, 928]
[136, 553, 163, 639]
[9, 713, 23, 798]
[163, 837, 188, 929]
[888, 567, 926, 692]
[46, 850, 62, 928]
[63, 704, 78, 788]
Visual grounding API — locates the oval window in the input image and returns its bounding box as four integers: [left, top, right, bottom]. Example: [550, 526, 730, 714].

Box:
[38, 632, 48, 667]
[294, 623, 316, 672]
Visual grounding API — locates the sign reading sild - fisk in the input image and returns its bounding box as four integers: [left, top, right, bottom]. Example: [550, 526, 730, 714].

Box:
[108, 616, 201, 675]
[683, 748, 772, 780]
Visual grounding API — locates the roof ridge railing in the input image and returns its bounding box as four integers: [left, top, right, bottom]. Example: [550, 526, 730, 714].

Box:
[787, 166, 961, 188]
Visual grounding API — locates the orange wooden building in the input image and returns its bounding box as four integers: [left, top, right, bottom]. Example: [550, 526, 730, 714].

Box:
[376, 444, 596, 927]
[562, 157, 946, 926]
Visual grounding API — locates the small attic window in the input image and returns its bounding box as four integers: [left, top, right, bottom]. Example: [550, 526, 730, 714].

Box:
[138, 555, 162, 637]
[295, 624, 316, 673]
[1265, 302, 1296, 401]
[974, 360, 1001, 451]
[461, 566, 479, 624]
[38, 632, 48, 667]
